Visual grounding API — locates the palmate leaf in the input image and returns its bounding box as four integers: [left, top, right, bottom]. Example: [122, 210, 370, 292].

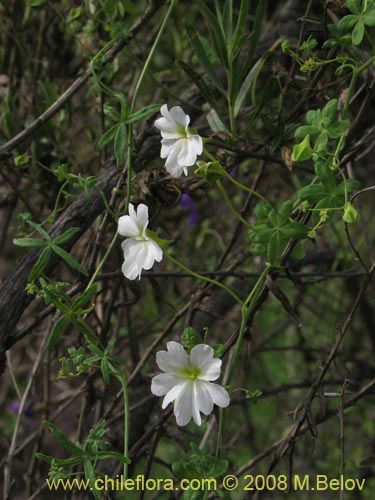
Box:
[52, 244, 88, 276]
[43, 421, 82, 455]
[29, 247, 52, 282]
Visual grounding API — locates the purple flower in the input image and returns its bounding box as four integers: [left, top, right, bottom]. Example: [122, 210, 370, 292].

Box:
[180, 193, 199, 228]
[9, 401, 34, 418]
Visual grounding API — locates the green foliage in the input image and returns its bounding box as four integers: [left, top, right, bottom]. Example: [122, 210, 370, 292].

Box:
[249, 201, 308, 265]
[172, 443, 228, 499]
[338, 0, 375, 45]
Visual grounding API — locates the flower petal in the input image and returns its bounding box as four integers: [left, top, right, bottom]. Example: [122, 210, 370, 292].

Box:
[121, 258, 141, 280]
[190, 134, 203, 155]
[190, 344, 214, 368]
[170, 105, 190, 128]
[135, 204, 149, 231]
[194, 380, 214, 417]
[206, 383, 230, 408]
[164, 142, 185, 178]
[162, 380, 188, 409]
[156, 341, 189, 373]
[151, 373, 182, 397]
[198, 358, 222, 381]
[174, 380, 193, 426]
[177, 139, 197, 167]
[118, 215, 139, 237]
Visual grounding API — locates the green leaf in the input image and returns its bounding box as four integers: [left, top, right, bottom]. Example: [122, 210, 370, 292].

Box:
[347, 0, 362, 15]
[352, 19, 365, 45]
[187, 27, 225, 94]
[315, 161, 336, 191]
[98, 124, 119, 149]
[249, 224, 275, 244]
[47, 315, 68, 350]
[280, 221, 308, 239]
[298, 184, 328, 203]
[255, 202, 272, 220]
[27, 220, 51, 240]
[234, 57, 262, 117]
[337, 15, 358, 32]
[52, 245, 88, 276]
[103, 104, 121, 122]
[53, 227, 81, 246]
[36, 453, 81, 467]
[13, 238, 47, 248]
[71, 317, 99, 346]
[328, 120, 347, 138]
[124, 104, 161, 124]
[114, 122, 127, 166]
[335, 178, 361, 195]
[181, 327, 203, 352]
[322, 99, 338, 123]
[43, 421, 82, 455]
[96, 451, 131, 464]
[291, 241, 306, 259]
[363, 8, 375, 26]
[294, 125, 320, 141]
[178, 61, 219, 110]
[241, 0, 266, 78]
[15, 154, 31, 166]
[72, 284, 97, 311]
[29, 247, 52, 281]
[213, 343, 225, 358]
[206, 108, 229, 134]
[278, 200, 294, 222]
[197, 0, 229, 68]
[29, 0, 44, 6]
[101, 358, 110, 384]
[84, 460, 100, 500]
[267, 231, 282, 265]
[231, 0, 249, 54]
[223, 0, 233, 42]
[291, 135, 313, 162]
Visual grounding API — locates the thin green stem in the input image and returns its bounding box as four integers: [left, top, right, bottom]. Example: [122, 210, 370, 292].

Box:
[227, 264, 272, 384]
[223, 170, 270, 205]
[215, 407, 225, 459]
[116, 372, 130, 480]
[216, 180, 251, 229]
[166, 253, 243, 305]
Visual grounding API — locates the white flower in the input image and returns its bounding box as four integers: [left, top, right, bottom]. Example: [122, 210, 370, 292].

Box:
[151, 341, 230, 426]
[154, 104, 203, 178]
[118, 203, 163, 280]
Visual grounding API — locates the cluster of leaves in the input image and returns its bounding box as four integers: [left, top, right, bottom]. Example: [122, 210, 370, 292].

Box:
[37, 420, 129, 500]
[180, 0, 266, 133]
[13, 222, 87, 283]
[58, 339, 122, 384]
[172, 443, 229, 500]
[337, 0, 375, 45]
[249, 201, 308, 265]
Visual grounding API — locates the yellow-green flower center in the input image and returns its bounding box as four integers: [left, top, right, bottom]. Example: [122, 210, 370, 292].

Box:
[181, 366, 201, 380]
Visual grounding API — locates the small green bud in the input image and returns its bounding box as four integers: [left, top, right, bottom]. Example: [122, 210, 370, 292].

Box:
[194, 161, 225, 183]
[291, 135, 313, 162]
[343, 202, 360, 223]
[181, 327, 203, 353]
